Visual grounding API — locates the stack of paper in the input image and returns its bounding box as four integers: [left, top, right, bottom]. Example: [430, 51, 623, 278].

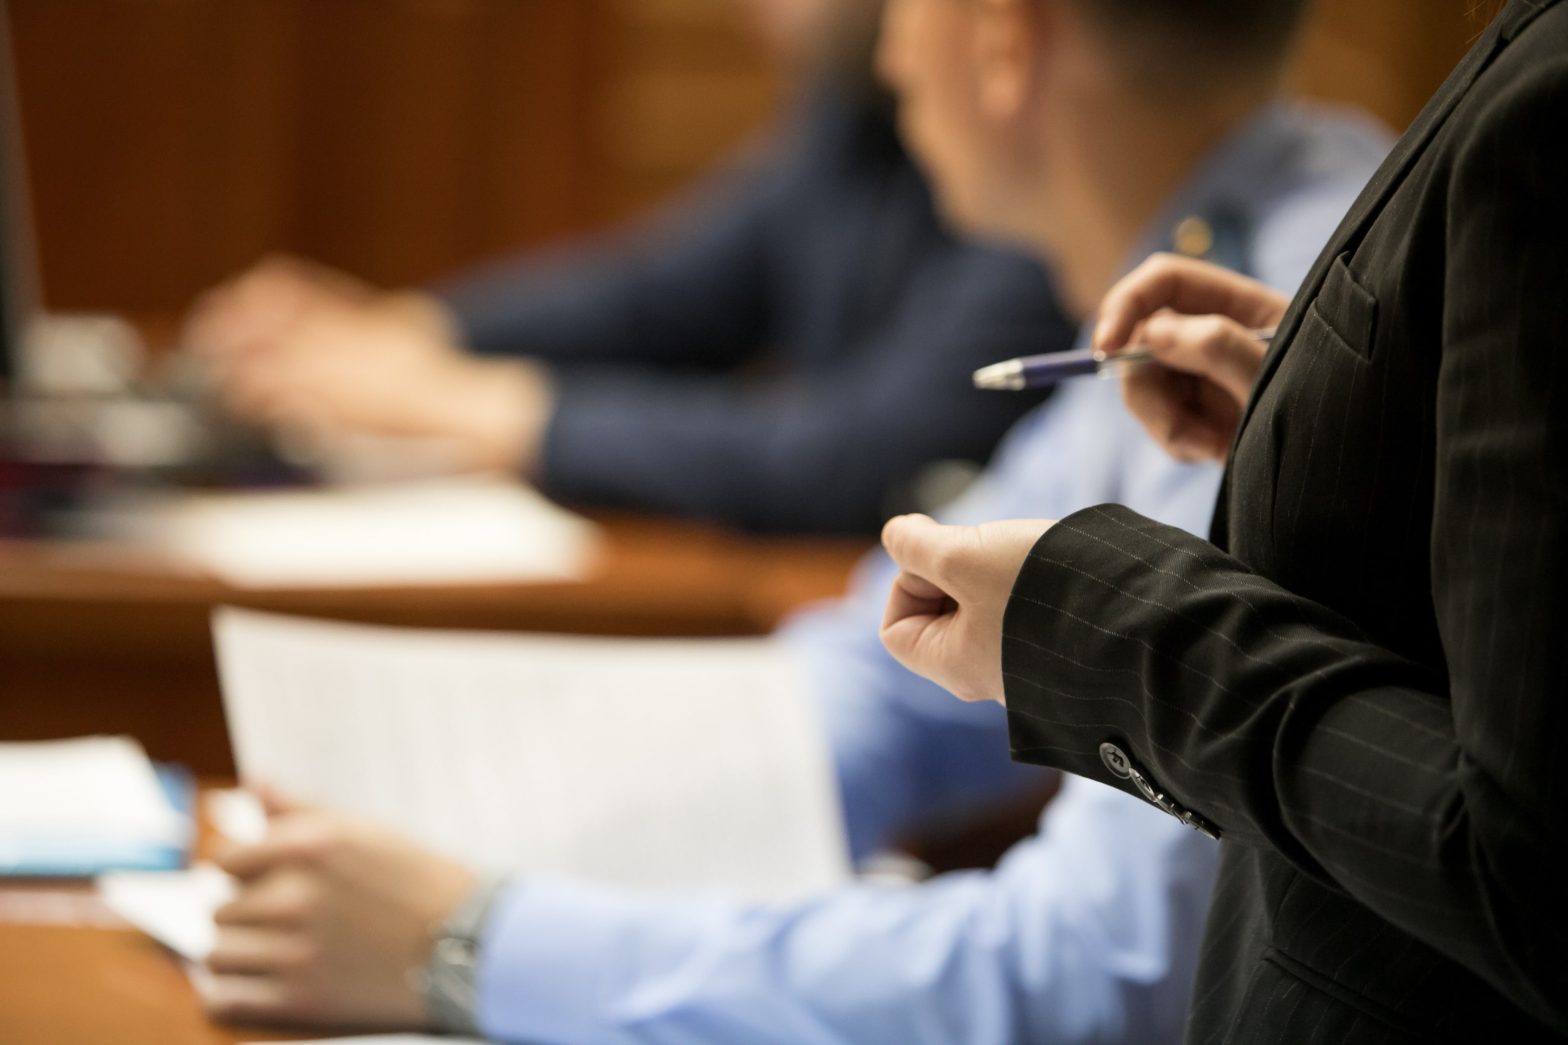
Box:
[98, 863, 234, 960]
[139, 476, 602, 589]
[96, 791, 267, 961]
[0, 736, 192, 877]
[214, 609, 851, 900]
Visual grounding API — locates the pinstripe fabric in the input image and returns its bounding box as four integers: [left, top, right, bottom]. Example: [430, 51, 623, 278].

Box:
[1000, 1, 1568, 1040]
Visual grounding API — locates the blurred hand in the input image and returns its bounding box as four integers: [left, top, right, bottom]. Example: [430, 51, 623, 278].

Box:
[879, 513, 1054, 705]
[1093, 253, 1291, 462]
[204, 790, 477, 1031]
[183, 256, 553, 475]
[183, 255, 378, 362]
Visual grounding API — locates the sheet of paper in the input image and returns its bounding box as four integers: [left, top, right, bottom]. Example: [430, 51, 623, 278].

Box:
[204, 788, 268, 846]
[214, 609, 850, 900]
[143, 476, 600, 588]
[0, 736, 185, 846]
[92, 793, 268, 961]
[98, 862, 234, 961]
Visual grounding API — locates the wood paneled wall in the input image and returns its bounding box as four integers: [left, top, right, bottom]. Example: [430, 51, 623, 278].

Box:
[1289, 0, 1482, 132]
[10, 0, 774, 314]
[10, 0, 1481, 317]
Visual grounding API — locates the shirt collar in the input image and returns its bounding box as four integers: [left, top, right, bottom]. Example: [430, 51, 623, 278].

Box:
[1119, 100, 1302, 279]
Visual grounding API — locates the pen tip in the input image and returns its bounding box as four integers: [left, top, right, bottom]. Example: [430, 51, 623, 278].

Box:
[973, 361, 1024, 391]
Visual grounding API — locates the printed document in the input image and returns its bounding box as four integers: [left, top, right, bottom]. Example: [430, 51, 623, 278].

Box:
[214, 609, 850, 900]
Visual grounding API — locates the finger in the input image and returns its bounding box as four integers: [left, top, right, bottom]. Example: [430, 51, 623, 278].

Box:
[205, 925, 309, 976]
[217, 839, 294, 881]
[1094, 254, 1286, 353]
[1128, 365, 1223, 461]
[881, 568, 954, 633]
[1139, 312, 1268, 404]
[199, 973, 296, 1025]
[217, 817, 330, 880]
[880, 514, 976, 599]
[185, 265, 314, 358]
[214, 871, 314, 928]
[215, 367, 297, 424]
[879, 578, 954, 681]
[1121, 366, 1236, 463]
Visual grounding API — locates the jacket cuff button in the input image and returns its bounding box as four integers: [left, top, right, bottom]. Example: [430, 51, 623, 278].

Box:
[1099, 741, 1132, 779]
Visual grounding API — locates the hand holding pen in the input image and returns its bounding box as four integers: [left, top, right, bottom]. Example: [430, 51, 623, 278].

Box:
[973, 328, 1275, 390]
[975, 254, 1294, 463]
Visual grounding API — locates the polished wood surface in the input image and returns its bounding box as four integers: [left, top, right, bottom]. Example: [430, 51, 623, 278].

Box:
[0, 515, 867, 776]
[0, 914, 291, 1045]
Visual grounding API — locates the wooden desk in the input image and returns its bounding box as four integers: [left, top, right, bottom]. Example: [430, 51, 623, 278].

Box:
[0, 519, 865, 1040]
[0, 515, 868, 775]
[0, 910, 279, 1045]
[1, 793, 329, 1045]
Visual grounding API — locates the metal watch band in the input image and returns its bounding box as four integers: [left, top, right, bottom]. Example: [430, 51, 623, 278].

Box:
[421, 875, 509, 1034]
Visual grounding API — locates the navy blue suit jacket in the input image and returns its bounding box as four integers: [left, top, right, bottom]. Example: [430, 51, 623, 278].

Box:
[438, 85, 1069, 534]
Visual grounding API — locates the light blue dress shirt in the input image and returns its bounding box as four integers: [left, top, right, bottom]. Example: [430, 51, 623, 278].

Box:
[474, 104, 1392, 1045]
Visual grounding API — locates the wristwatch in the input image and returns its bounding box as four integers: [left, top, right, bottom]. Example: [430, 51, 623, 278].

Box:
[419, 875, 508, 1034]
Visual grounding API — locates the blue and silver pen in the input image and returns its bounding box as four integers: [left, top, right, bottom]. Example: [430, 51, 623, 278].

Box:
[973, 328, 1275, 391]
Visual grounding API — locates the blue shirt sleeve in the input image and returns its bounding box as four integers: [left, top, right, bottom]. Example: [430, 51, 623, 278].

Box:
[470, 382, 1227, 1045]
[476, 777, 1218, 1045]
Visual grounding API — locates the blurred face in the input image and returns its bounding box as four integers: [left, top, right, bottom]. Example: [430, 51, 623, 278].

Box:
[876, 0, 1038, 242]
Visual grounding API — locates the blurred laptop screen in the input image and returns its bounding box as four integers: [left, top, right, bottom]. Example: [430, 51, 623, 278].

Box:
[0, 0, 36, 395]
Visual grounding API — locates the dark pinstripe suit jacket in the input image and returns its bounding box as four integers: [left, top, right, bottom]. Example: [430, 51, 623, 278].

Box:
[1000, 1, 1568, 1040]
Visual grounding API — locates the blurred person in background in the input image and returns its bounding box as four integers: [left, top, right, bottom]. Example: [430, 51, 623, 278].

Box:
[181, 0, 1067, 536]
[198, 1, 1394, 1041]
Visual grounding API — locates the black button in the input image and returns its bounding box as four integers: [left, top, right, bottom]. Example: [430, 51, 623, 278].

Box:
[1099, 742, 1132, 779]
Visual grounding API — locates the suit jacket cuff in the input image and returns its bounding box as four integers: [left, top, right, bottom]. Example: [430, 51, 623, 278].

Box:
[1002, 504, 1225, 842]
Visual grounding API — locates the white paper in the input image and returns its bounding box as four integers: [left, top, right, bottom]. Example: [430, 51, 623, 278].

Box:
[98, 862, 234, 961]
[204, 788, 268, 846]
[0, 736, 185, 844]
[214, 609, 850, 900]
[143, 476, 601, 588]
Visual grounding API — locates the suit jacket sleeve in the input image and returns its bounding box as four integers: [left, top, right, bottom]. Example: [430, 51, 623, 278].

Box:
[536, 249, 1065, 534]
[1000, 59, 1568, 1031]
[434, 152, 784, 371]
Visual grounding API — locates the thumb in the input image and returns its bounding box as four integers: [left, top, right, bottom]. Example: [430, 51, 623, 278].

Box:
[881, 514, 973, 597]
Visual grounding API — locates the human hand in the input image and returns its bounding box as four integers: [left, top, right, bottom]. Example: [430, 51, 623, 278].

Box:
[1093, 254, 1291, 462]
[183, 257, 552, 475]
[879, 513, 1054, 705]
[203, 790, 478, 1030]
[183, 255, 383, 361]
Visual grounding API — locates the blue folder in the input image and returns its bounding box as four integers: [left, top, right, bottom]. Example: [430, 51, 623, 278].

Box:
[0, 762, 196, 878]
